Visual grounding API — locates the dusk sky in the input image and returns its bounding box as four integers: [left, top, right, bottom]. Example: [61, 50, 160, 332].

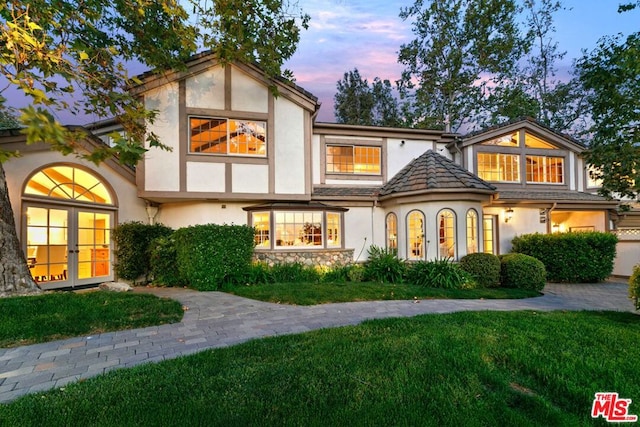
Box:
[285, 0, 639, 122]
[4, 1, 638, 125]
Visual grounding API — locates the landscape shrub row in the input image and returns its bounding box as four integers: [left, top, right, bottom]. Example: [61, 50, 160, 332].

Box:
[112, 222, 173, 282]
[511, 232, 617, 283]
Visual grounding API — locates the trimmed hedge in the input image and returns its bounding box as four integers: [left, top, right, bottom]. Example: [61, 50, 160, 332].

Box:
[499, 253, 546, 292]
[459, 253, 501, 288]
[149, 236, 183, 287]
[112, 222, 173, 282]
[511, 232, 618, 283]
[629, 264, 640, 311]
[173, 224, 255, 291]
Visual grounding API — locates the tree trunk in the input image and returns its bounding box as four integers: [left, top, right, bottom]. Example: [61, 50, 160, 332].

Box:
[0, 162, 41, 297]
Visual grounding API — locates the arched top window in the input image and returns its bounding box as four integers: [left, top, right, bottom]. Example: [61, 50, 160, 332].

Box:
[24, 165, 114, 205]
[466, 209, 479, 255]
[407, 210, 425, 261]
[438, 209, 456, 259]
[386, 213, 398, 250]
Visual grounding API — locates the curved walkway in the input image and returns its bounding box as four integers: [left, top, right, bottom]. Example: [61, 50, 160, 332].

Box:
[0, 281, 635, 403]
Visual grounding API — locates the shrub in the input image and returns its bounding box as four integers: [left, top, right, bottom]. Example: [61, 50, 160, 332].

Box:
[321, 265, 350, 283]
[511, 232, 618, 283]
[500, 253, 546, 292]
[270, 263, 320, 283]
[629, 264, 640, 311]
[173, 224, 255, 290]
[364, 246, 405, 283]
[347, 264, 366, 283]
[405, 259, 473, 289]
[459, 253, 501, 288]
[242, 262, 274, 285]
[149, 236, 183, 287]
[112, 222, 173, 282]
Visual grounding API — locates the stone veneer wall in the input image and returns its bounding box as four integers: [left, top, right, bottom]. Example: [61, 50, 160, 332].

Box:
[253, 249, 355, 267]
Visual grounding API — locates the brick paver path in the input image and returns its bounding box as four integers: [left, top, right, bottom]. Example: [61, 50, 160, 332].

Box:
[0, 281, 635, 403]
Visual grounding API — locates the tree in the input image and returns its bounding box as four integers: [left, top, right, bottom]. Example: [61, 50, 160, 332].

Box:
[0, 0, 309, 295]
[397, 0, 523, 132]
[334, 68, 403, 127]
[577, 31, 640, 202]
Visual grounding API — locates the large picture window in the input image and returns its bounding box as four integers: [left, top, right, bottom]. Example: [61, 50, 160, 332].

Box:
[248, 207, 344, 250]
[326, 145, 381, 175]
[477, 153, 520, 182]
[526, 156, 564, 184]
[189, 116, 266, 156]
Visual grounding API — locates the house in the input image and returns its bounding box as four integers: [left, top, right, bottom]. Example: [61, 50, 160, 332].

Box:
[1, 52, 632, 290]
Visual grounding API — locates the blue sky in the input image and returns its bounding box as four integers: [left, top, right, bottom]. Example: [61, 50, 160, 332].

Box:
[286, 0, 639, 121]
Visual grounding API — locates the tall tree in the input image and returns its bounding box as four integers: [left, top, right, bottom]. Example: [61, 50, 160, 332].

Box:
[577, 31, 640, 202]
[0, 0, 309, 295]
[334, 69, 402, 127]
[397, 0, 523, 132]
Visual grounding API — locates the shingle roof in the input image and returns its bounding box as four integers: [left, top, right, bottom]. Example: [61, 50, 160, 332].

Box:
[379, 150, 496, 197]
[495, 190, 615, 203]
[312, 187, 380, 198]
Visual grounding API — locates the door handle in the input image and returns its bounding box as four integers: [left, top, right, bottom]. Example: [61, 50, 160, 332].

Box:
[68, 250, 79, 254]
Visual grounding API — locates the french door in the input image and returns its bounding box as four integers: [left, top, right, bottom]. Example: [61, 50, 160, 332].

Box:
[25, 205, 114, 290]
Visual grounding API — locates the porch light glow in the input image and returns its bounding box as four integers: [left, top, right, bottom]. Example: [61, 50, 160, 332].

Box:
[505, 208, 514, 223]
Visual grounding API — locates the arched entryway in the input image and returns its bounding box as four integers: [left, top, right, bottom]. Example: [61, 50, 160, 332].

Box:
[22, 164, 117, 290]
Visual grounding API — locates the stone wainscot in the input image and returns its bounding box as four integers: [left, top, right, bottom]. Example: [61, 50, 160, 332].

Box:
[253, 249, 355, 267]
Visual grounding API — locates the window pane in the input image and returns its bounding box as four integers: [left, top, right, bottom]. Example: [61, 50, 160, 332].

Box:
[353, 146, 381, 174]
[480, 132, 519, 147]
[228, 120, 266, 156]
[524, 132, 557, 149]
[326, 146, 354, 173]
[253, 212, 271, 248]
[483, 215, 495, 254]
[526, 156, 564, 183]
[466, 210, 478, 254]
[190, 117, 227, 154]
[478, 153, 520, 182]
[326, 213, 341, 247]
[438, 210, 456, 259]
[407, 211, 424, 260]
[386, 213, 398, 250]
[275, 211, 323, 248]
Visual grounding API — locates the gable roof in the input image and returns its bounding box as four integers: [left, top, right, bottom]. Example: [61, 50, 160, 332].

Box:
[379, 150, 496, 198]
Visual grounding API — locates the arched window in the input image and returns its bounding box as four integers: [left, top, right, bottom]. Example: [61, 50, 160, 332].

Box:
[386, 213, 397, 250]
[24, 165, 113, 205]
[466, 209, 478, 254]
[438, 209, 456, 259]
[407, 210, 425, 261]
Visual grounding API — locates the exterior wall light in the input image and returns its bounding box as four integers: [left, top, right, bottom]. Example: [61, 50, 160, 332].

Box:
[505, 207, 514, 223]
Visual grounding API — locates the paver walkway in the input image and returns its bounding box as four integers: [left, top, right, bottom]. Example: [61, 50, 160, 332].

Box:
[0, 281, 635, 403]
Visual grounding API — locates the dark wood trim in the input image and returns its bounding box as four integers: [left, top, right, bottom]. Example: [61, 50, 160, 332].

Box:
[179, 80, 187, 192]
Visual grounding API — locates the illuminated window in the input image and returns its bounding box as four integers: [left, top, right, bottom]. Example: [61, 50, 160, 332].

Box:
[526, 156, 564, 183]
[252, 212, 270, 247]
[326, 213, 341, 248]
[24, 166, 112, 204]
[438, 209, 456, 259]
[386, 213, 398, 250]
[477, 153, 520, 182]
[483, 215, 496, 255]
[249, 210, 343, 250]
[326, 145, 381, 175]
[189, 117, 266, 156]
[407, 210, 425, 261]
[480, 132, 519, 147]
[524, 132, 557, 149]
[466, 209, 478, 254]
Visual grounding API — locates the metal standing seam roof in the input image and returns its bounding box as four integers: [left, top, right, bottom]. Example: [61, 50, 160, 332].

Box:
[378, 150, 496, 197]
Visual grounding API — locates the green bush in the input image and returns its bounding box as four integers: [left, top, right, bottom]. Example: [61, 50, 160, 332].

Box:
[459, 253, 501, 288]
[112, 222, 173, 282]
[629, 264, 640, 311]
[511, 232, 618, 283]
[347, 264, 366, 283]
[173, 224, 255, 290]
[405, 259, 473, 289]
[364, 246, 405, 284]
[149, 236, 183, 286]
[500, 253, 546, 292]
[241, 262, 274, 285]
[321, 265, 351, 283]
[270, 263, 320, 283]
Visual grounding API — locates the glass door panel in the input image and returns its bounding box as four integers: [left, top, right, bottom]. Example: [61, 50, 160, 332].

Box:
[26, 207, 69, 287]
[77, 211, 112, 282]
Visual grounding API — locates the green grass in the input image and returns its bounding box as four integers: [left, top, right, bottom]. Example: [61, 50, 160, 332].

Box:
[222, 281, 540, 305]
[1, 311, 638, 426]
[0, 291, 184, 348]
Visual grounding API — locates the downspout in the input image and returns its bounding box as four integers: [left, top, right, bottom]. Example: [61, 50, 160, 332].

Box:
[145, 203, 159, 225]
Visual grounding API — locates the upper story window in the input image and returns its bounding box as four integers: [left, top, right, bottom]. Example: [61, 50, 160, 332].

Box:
[326, 145, 381, 175]
[480, 132, 519, 147]
[189, 116, 266, 156]
[477, 153, 520, 182]
[526, 156, 564, 184]
[525, 132, 557, 149]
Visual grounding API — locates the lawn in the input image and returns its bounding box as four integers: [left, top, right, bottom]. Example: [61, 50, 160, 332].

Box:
[0, 291, 184, 348]
[2, 311, 638, 426]
[222, 281, 540, 305]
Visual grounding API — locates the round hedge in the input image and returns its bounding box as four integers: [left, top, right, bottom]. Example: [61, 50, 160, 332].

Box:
[459, 253, 501, 288]
[499, 253, 546, 292]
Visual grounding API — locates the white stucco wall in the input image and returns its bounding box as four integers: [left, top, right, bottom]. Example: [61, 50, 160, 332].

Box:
[186, 67, 225, 110]
[156, 202, 247, 229]
[486, 207, 548, 254]
[342, 206, 382, 262]
[386, 139, 436, 180]
[311, 135, 321, 185]
[144, 82, 180, 191]
[232, 164, 269, 193]
[186, 162, 226, 192]
[231, 67, 268, 113]
[274, 97, 306, 195]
